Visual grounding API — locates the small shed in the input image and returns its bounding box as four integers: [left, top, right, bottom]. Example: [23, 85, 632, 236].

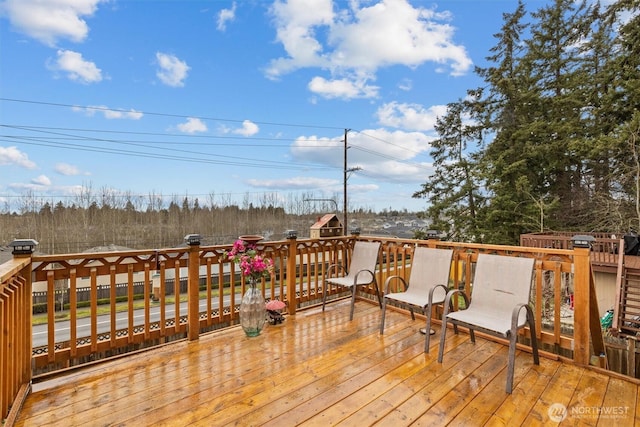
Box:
[310, 213, 343, 239]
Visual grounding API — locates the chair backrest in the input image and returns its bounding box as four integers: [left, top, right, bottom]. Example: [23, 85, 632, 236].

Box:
[406, 247, 453, 301]
[346, 241, 381, 282]
[469, 253, 535, 325]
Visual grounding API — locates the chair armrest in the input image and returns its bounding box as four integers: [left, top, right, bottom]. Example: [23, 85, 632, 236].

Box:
[510, 303, 532, 332]
[352, 269, 375, 285]
[325, 263, 346, 279]
[442, 288, 471, 317]
[383, 275, 407, 294]
[428, 283, 449, 301]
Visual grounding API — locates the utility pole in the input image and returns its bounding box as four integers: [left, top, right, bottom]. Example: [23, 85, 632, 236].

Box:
[343, 129, 361, 236]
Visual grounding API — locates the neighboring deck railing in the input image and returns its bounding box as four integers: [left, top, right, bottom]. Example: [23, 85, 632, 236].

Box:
[520, 231, 622, 271]
[2, 234, 600, 423]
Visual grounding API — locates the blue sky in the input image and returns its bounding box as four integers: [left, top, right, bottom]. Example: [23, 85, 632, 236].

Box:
[1, 0, 520, 214]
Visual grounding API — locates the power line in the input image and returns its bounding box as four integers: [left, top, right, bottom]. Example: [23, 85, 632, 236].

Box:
[1, 124, 340, 145]
[0, 98, 347, 131]
[2, 136, 329, 170]
[1, 98, 433, 162]
[1, 125, 335, 170]
[0, 98, 434, 174]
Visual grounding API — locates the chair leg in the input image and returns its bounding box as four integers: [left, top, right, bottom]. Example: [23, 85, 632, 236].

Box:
[437, 314, 447, 363]
[322, 282, 329, 312]
[506, 331, 518, 394]
[449, 300, 459, 335]
[424, 301, 433, 353]
[373, 280, 382, 309]
[526, 306, 540, 366]
[349, 285, 357, 321]
[380, 297, 387, 334]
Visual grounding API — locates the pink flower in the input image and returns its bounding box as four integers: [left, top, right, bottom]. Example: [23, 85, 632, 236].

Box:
[224, 239, 274, 280]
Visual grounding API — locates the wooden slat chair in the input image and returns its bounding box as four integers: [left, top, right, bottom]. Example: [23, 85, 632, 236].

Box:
[437, 253, 539, 393]
[379, 247, 454, 353]
[322, 241, 382, 321]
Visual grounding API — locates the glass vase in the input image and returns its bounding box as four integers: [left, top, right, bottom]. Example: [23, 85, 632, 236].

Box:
[240, 278, 266, 337]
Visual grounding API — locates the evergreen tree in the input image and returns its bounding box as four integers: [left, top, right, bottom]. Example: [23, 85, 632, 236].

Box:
[475, 0, 540, 243]
[413, 99, 484, 242]
[520, 0, 591, 230]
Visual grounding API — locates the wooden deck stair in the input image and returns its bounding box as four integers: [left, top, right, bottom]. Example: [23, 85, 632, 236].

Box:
[613, 256, 640, 339]
[15, 300, 640, 426]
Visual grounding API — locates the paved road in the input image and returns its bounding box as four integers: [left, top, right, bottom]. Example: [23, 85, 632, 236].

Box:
[32, 292, 256, 348]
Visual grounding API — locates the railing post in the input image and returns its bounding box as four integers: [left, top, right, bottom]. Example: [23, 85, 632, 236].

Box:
[286, 230, 298, 315]
[572, 235, 595, 365]
[2, 239, 37, 424]
[9, 239, 37, 381]
[185, 234, 201, 341]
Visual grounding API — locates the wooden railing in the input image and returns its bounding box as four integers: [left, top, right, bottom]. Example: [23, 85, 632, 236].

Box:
[1, 234, 602, 423]
[0, 255, 32, 425]
[520, 231, 622, 271]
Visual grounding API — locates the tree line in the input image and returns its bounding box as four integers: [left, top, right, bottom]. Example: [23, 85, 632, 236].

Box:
[413, 0, 640, 244]
[0, 188, 389, 254]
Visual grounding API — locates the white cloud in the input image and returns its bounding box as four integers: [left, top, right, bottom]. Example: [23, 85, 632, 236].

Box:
[398, 78, 412, 91]
[50, 49, 102, 83]
[217, 2, 237, 31]
[0, 146, 36, 169]
[308, 76, 379, 99]
[8, 181, 83, 195]
[331, 1, 472, 75]
[220, 120, 260, 136]
[233, 120, 259, 136]
[101, 109, 142, 120]
[376, 102, 447, 131]
[73, 105, 143, 120]
[267, 0, 472, 98]
[177, 117, 208, 134]
[290, 128, 434, 183]
[32, 175, 51, 186]
[246, 176, 338, 190]
[156, 52, 190, 87]
[267, 0, 335, 76]
[1, 0, 105, 46]
[55, 163, 89, 176]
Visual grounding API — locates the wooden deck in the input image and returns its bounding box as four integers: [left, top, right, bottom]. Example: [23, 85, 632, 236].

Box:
[15, 300, 640, 426]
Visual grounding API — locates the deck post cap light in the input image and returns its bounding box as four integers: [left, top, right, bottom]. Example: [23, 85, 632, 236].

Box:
[184, 234, 201, 246]
[426, 230, 441, 239]
[285, 229, 298, 239]
[572, 234, 595, 249]
[9, 239, 38, 255]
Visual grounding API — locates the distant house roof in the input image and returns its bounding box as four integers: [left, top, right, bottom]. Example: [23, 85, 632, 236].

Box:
[311, 213, 340, 229]
[82, 244, 135, 253]
[0, 245, 45, 264]
[0, 246, 13, 265]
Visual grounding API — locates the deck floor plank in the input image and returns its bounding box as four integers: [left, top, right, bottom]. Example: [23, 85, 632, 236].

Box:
[411, 346, 512, 427]
[161, 307, 419, 426]
[564, 368, 609, 427]
[14, 300, 640, 426]
[524, 362, 585, 425]
[444, 350, 539, 427]
[116, 305, 395, 426]
[333, 334, 470, 427]
[596, 376, 638, 426]
[373, 335, 502, 425]
[485, 357, 561, 426]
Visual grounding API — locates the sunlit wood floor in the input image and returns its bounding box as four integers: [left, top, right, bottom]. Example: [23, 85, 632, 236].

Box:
[15, 299, 640, 426]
